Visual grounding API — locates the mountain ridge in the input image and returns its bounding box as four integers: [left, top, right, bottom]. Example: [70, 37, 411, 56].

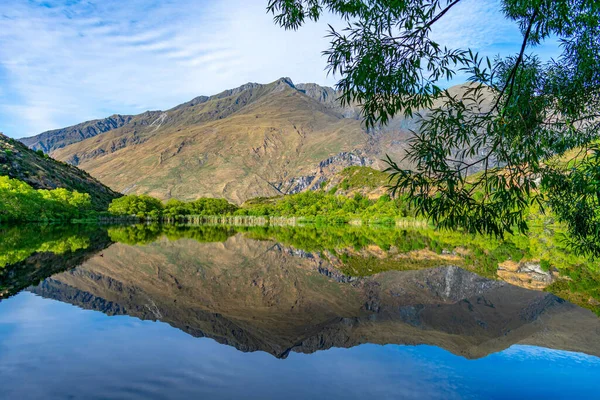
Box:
[20, 114, 135, 153]
[20, 78, 336, 154]
[18, 78, 469, 203]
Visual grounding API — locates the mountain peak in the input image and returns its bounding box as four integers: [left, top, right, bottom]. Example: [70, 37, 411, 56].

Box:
[275, 77, 295, 87]
[269, 77, 296, 93]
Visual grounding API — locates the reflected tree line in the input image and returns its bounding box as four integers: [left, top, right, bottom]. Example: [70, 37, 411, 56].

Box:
[0, 222, 599, 314]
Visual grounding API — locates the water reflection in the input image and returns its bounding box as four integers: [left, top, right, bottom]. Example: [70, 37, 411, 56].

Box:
[0, 224, 112, 298]
[1, 223, 599, 359]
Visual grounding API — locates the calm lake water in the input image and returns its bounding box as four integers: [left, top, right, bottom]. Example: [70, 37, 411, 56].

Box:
[1, 224, 600, 399]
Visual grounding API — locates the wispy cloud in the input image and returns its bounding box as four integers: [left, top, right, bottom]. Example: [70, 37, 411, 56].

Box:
[430, 0, 560, 83]
[431, 0, 518, 50]
[0, 0, 558, 138]
[0, 0, 340, 136]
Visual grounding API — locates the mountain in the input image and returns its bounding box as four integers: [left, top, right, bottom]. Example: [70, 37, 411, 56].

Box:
[0, 133, 120, 209]
[19, 114, 135, 153]
[20, 78, 433, 203]
[28, 234, 600, 359]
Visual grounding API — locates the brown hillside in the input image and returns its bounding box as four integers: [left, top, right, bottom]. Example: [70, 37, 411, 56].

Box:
[21, 79, 477, 203]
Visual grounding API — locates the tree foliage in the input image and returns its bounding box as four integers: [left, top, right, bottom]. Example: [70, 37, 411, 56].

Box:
[163, 198, 239, 218]
[0, 176, 92, 222]
[544, 146, 600, 256]
[238, 190, 414, 222]
[108, 195, 164, 219]
[268, 0, 600, 255]
[108, 189, 412, 223]
[108, 195, 239, 219]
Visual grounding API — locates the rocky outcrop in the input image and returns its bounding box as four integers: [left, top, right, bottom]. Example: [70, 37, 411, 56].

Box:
[498, 260, 558, 291]
[20, 114, 134, 153]
[318, 151, 373, 171]
[296, 83, 338, 106]
[275, 152, 375, 194]
[296, 82, 361, 119]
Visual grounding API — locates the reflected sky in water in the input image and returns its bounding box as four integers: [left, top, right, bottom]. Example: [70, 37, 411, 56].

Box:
[1, 292, 599, 400]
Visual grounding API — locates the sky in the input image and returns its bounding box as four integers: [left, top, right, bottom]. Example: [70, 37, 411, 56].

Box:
[0, 0, 560, 138]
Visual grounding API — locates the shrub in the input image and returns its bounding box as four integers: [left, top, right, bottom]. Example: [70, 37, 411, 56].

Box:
[109, 195, 239, 219]
[0, 176, 92, 222]
[108, 194, 164, 218]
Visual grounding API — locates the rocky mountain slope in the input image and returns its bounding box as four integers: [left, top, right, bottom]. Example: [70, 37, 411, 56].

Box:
[20, 78, 455, 203]
[19, 114, 135, 153]
[28, 234, 600, 359]
[0, 133, 120, 209]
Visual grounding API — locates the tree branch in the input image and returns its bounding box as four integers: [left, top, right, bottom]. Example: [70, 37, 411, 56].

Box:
[491, 10, 539, 114]
[386, 0, 463, 42]
[425, 0, 463, 31]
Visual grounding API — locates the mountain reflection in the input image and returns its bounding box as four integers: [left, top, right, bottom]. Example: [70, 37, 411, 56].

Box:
[1, 224, 597, 359]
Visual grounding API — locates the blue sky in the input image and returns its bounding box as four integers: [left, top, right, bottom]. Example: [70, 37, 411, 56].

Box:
[0, 0, 560, 138]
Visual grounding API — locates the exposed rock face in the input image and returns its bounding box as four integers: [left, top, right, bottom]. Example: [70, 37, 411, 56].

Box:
[318, 151, 372, 170]
[20, 114, 134, 153]
[296, 82, 362, 119]
[276, 174, 325, 194]
[275, 151, 375, 194]
[296, 83, 337, 105]
[27, 235, 600, 359]
[498, 260, 558, 291]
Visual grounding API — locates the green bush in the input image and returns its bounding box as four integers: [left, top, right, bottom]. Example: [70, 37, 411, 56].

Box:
[108, 194, 164, 218]
[162, 197, 238, 217]
[236, 190, 413, 222]
[540, 259, 551, 271]
[108, 195, 239, 219]
[0, 176, 92, 222]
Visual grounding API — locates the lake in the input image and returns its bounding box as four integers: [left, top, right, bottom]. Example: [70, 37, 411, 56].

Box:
[1, 223, 599, 399]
